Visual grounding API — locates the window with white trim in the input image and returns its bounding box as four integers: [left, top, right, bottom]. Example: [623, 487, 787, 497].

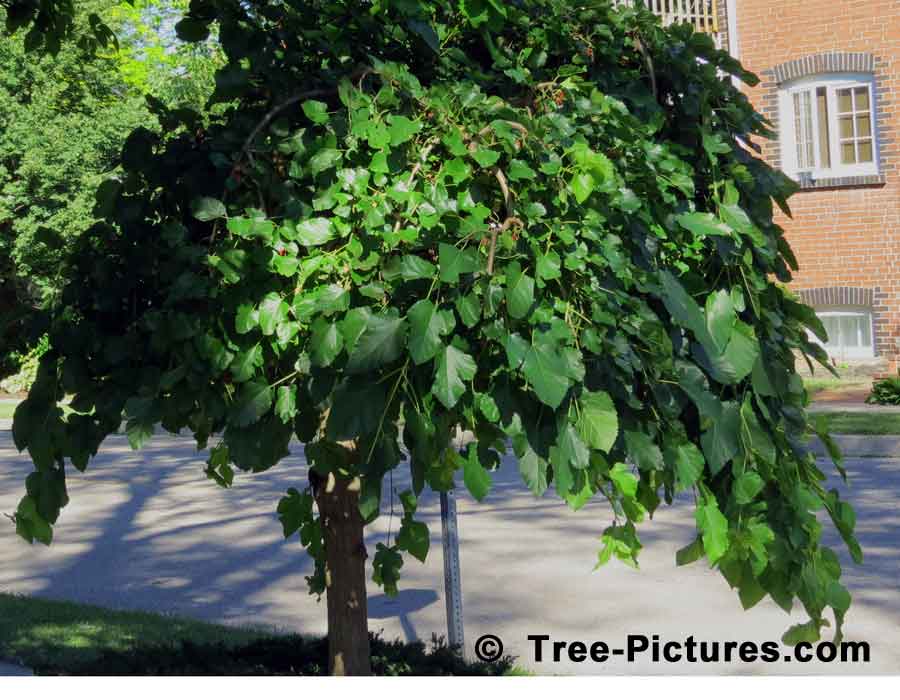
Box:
[812, 309, 875, 360]
[779, 74, 879, 180]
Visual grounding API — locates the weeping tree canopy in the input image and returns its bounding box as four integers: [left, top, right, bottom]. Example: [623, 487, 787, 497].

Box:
[13, 0, 859, 657]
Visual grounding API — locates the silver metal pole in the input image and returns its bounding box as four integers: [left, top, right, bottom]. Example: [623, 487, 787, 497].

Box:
[440, 488, 465, 655]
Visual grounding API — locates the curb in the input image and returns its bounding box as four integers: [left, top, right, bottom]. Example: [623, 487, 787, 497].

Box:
[806, 435, 900, 458]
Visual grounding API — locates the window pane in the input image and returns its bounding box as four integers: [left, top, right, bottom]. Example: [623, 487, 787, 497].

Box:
[840, 316, 859, 347]
[839, 115, 854, 139]
[854, 86, 870, 111]
[793, 91, 814, 169]
[837, 88, 853, 113]
[821, 316, 840, 348]
[856, 114, 871, 138]
[860, 315, 872, 346]
[816, 87, 831, 167]
[858, 139, 873, 162]
[841, 141, 857, 164]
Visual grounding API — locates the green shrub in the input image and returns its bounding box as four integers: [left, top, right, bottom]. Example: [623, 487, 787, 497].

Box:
[35, 633, 514, 676]
[0, 335, 49, 394]
[866, 374, 900, 406]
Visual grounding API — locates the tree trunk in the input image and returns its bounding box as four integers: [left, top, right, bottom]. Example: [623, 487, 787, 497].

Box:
[315, 473, 372, 676]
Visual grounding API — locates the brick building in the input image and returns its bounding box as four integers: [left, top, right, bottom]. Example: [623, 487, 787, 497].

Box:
[629, 1, 900, 374]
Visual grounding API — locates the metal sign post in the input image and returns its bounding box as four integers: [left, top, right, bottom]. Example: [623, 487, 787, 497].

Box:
[440, 488, 465, 655]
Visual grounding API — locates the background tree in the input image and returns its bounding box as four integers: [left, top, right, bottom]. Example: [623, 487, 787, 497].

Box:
[0, 0, 220, 375]
[12, 0, 860, 676]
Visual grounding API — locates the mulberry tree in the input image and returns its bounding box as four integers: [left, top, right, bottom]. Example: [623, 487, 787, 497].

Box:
[11, 0, 860, 675]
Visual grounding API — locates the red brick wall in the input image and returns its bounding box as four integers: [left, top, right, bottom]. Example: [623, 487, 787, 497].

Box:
[735, 0, 900, 370]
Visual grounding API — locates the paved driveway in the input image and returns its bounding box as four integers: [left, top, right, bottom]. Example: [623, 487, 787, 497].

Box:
[1, 430, 898, 674]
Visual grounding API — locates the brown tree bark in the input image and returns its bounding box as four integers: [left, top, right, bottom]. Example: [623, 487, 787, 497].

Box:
[315, 472, 372, 676]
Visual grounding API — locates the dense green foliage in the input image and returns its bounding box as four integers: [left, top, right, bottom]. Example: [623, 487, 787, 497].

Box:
[12, 0, 861, 646]
[0, 333, 47, 392]
[866, 374, 900, 406]
[0, 0, 219, 374]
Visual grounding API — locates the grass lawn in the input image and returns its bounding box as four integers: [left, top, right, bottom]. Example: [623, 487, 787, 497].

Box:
[803, 377, 871, 397]
[0, 402, 16, 419]
[809, 411, 900, 435]
[0, 593, 522, 675]
[0, 593, 273, 673]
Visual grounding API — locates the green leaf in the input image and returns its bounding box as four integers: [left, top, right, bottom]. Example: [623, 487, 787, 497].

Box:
[536, 251, 561, 282]
[443, 158, 471, 183]
[346, 312, 407, 374]
[308, 147, 342, 175]
[302, 99, 329, 125]
[577, 391, 618, 452]
[624, 431, 664, 472]
[570, 172, 594, 204]
[696, 497, 729, 565]
[439, 243, 480, 282]
[124, 396, 156, 450]
[665, 442, 705, 490]
[230, 343, 263, 382]
[463, 446, 492, 501]
[231, 379, 273, 427]
[508, 159, 536, 181]
[701, 401, 740, 475]
[516, 439, 548, 497]
[408, 300, 454, 365]
[659, 271, 705, 338]
[609, 462, 638, 499]
[521, 339, 572, 409]
[296, 217, 335, 247]
[373, 543, 403, 596]
[505, 261, 535, 319]
[258, 293, 288, 336]
[397, 520, 430, 562]
[385, 255, 436, 282]
[676, 212, 733, 238]
[275, 386, 297, 423]
[478, 394, 500, 422]
[471, 148, 500, 168]
[387, 115, 422, 145]
[695, 321, 759, 385]
[705, 289, 735, 353]
[432, 344, 477, 409]
[455, 293, 481, 328]
[740, 397, 776, 465]
[191, 197, 226, 222]
[733, 471, 764, 505]
[557, 424, 589, 470]
[782, 620, 822, 646]
[676, 538, 704, 566]
[125, 418, 153, 451]
[235, 304, 258, 334]
[310, 319, 344, 367]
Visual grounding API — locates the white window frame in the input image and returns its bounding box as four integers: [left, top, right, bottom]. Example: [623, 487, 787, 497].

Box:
[779, 73, 880, 180]
[813, 309, 875, 360]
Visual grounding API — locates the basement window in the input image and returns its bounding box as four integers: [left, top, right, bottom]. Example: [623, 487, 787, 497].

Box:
[780, 75, 879, 180]
[813, 309, 875, 360]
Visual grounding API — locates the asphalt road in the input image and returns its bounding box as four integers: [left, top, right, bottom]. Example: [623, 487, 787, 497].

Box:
[1, 429, 898, 675]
